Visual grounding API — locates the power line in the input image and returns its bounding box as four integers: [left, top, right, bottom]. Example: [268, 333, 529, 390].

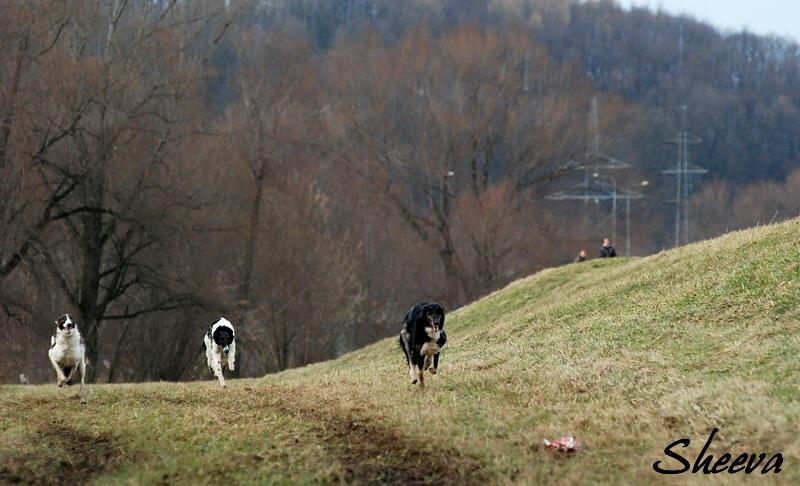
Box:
[662, 104, 707, 247]
[547, 96, 645, 254]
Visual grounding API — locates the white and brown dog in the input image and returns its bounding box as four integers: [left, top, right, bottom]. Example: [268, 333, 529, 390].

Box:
[48, 314, 87, 403]
[203, 317, 236, 388]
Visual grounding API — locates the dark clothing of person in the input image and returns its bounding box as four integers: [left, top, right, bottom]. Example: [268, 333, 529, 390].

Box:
[600, 245, 617, 258]
[574, 254, 586, 263]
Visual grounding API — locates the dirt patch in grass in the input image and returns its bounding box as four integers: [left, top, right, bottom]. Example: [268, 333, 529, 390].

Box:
[266, 385, 489, 485]
[0, 423, 125, 485]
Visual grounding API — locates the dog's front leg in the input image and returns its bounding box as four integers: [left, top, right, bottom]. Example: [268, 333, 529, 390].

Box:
[205, 345, 214, 374]
[228, 342, 236, 372]
[65, 364, 78, 385]
[49, 354, 67, 387]
[430, 352, 440, 374]
[212, 355, 227, 388]
[416, 354, 426, 388]
[78, 356, 87, 404]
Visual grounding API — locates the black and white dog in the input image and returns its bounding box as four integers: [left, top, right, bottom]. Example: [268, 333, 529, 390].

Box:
[399, 302, 447, 388]
[48, 314, 87, 403]
[203, 317, 236, 388]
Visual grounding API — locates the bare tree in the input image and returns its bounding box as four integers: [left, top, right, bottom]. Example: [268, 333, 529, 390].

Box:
[229, 23, 321, 302]
[1, 0, 234, 381]
[224, 24, 363, 372]
[328, 26, 593, 301]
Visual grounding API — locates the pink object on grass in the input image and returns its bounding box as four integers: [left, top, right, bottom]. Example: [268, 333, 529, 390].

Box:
[543, 436, 579, 452]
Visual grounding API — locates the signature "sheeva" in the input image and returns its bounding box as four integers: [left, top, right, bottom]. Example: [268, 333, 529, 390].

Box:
[653, 428, 783, 475]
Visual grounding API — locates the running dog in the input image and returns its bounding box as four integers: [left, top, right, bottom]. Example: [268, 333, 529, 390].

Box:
[203, 317, 236, 388]
[399, 302, 447, 388]
[48, 314, 87, 403]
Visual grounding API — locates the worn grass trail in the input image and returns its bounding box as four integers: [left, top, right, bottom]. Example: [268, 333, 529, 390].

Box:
[1, 382, 487, 485]
[2, 219, 800, 484]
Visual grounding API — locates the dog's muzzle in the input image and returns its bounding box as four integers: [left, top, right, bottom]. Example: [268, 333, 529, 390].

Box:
[223, 346, 230, 355]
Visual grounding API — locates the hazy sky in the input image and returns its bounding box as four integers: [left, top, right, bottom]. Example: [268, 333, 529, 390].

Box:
[616, 0, 800, 42]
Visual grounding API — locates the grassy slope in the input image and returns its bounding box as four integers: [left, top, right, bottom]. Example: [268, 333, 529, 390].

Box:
[2, 220, 799, 484]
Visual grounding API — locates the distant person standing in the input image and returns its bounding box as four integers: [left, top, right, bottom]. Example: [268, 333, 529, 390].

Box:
[574, 249, 588, 263]
[600, 238, 617, 258]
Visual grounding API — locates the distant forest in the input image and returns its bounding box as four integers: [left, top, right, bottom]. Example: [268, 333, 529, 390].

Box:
[3, 0, 799, 383]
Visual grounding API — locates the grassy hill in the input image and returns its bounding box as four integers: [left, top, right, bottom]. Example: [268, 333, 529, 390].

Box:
[2, 220, 799, 484]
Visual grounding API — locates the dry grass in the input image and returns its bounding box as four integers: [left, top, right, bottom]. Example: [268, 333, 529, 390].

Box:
[2, 220, 799, 484]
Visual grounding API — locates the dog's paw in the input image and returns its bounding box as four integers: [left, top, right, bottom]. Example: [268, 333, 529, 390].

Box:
[429, 368, 437, 374]
[411, 378, 418, 385]
[229, 365, 235, 371]
[80, 397, 88, 405]
[57, 381, 64, 388]
[220, 382, 228, 389]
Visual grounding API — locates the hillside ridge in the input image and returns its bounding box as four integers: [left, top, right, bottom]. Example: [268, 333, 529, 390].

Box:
[2, 219, 799, 483]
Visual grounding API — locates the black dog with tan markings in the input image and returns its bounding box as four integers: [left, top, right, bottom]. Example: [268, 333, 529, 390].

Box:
[399, 302, 447, 388]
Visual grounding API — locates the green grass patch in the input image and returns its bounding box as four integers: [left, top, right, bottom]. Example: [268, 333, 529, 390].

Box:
[3, 219, 800, 483]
